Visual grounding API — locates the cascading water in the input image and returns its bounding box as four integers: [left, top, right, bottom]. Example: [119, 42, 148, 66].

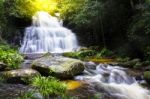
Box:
[75, 62, 150, 99]
[20, 11, 78, 53]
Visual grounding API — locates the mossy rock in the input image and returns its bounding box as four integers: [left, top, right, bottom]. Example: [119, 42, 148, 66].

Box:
[144, 71, 150, 83]
[32, 55, 85, 79]
[118, 58, 141, 68]
[0, 69, 40, 84]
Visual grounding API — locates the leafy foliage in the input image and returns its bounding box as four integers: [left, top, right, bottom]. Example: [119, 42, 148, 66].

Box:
[63, 50, 96, 59]
[96, 48, 113, 58]
[127, 0, 150, 60]
[32, 76, 67, 96]
[63, 48, 113, 60]
[0, 44, 24, 69]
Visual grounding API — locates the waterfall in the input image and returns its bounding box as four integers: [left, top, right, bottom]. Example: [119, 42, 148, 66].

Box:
[20, 11, 78, 53]
[75, 63, 150, 99]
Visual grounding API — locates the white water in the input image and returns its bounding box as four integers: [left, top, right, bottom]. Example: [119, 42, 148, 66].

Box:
[75, 63, 150, 99]
[20, 11, 78, 53]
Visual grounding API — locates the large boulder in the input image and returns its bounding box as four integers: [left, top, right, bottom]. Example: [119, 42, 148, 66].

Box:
[0, 69, 40, 84]
[32, 55, 85, 79]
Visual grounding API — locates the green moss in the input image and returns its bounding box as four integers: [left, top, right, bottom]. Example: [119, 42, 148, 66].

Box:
[63, 52, 79, 59]
[144, 71, 150, 83]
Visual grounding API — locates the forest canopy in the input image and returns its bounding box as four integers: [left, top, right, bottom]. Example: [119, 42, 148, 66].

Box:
[0, 0, 149, 60]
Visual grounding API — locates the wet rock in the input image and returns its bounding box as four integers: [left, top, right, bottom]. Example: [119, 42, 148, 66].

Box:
[85, 61, 97, 70]
[32, 92, 43, 99]
[24, 53, 47, 60]
[0, 84, 31, 99]
[21, 60, 34, 69]
[0, 69, 40, 84]
[118, 58, 141, 68]
[32, 55, 85, 79]
[127, 69, 143, 80]
[0, 62, 7, 71]
[144, 71, 150, 83]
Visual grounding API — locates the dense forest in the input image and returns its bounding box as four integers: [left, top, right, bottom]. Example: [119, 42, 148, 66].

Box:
[0, 0, 149, 60]
[0, 0, 150, 99]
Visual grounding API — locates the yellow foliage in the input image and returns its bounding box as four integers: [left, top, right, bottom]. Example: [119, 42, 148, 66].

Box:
[88, 58, 114, 64]
[65, 80, 82, 90]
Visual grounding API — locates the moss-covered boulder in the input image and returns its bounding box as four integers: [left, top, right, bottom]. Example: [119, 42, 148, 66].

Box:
[144, 71, 150, 83]
[0, 62, 7, 71]
[32, 55, 85, 79]
[0, 69, 40, 84]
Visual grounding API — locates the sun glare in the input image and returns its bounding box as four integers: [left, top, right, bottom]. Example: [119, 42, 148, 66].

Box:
[32, 0, 58, 14]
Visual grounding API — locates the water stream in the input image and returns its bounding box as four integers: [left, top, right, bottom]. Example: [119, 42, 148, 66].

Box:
[75, 62, 150, 99]
[20, 11, 78, 53]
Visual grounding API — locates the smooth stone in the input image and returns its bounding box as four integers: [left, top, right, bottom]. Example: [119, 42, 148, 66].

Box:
[32, 55, 85, 79]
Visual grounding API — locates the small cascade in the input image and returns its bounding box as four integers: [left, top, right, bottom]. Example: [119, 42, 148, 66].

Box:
[75, 63, 150, 99]
[20, 11, 78, 53]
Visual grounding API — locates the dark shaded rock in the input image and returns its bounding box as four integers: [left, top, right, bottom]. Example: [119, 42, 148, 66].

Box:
[127, 69, 143, 80]
[0, 84, 32, 99]
[0, 69, 40, 84]
[0, 62, 7, 71]
[32, 55, 85, 79]
[85, 61, 97, 70]
[144, 71, 150, 83]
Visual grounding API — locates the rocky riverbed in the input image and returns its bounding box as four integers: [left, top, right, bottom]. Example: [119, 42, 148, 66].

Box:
[0, 53, 149, 99]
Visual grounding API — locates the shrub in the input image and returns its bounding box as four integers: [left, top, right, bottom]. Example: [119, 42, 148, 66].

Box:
[77, 50, 97, 58]
[32, 76, 67, 97]
[0, 44, 11, 50]
[0, 44, 24, 69]
[96, 48, 113, 58]
[63, 50, 97, 59]
[0, 50, 23, 69]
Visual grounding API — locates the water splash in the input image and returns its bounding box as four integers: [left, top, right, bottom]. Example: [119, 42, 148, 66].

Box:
[75, 63, 150, 99]
[20, 11, 78, 53]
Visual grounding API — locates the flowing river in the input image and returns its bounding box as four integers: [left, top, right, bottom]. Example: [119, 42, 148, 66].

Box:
[74, 62, 150, 99]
